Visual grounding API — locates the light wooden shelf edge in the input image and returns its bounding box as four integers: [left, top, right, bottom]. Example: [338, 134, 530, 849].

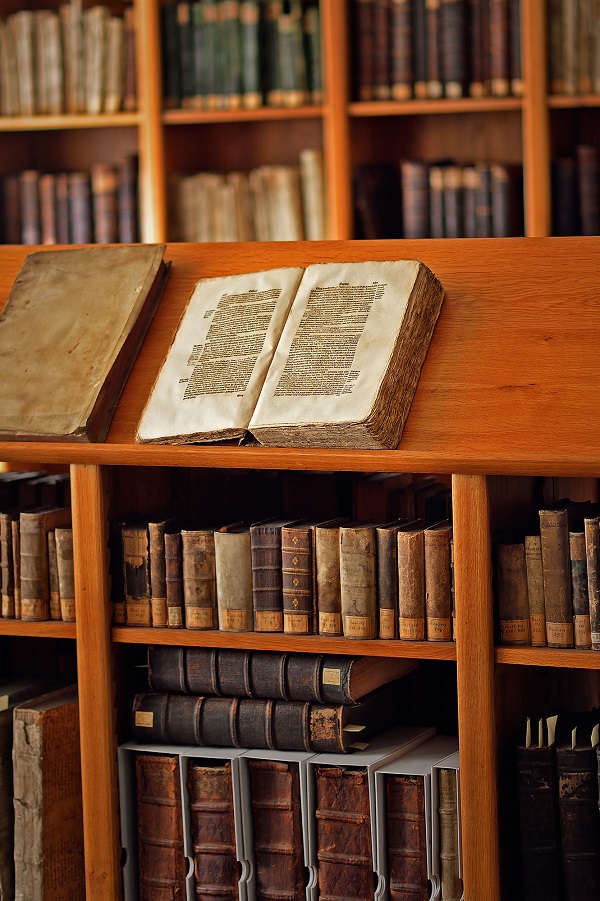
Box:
[548, 94, 600, 108]
[162, 106, 324, 125]
[496, 645, 600, 669]
[348, 97, 523, 117]
[0, 113, 142, 131]
[0, 619, 76, 638]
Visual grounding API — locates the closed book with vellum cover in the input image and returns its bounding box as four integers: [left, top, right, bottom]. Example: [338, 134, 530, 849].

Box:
[0, 244, 169, 442]
[136, 259, 444, 450]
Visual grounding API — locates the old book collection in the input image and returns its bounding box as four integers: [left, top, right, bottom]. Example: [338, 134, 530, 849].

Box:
[0, 2, 136, 117]
[160, 0, 322, 111]
[168, 148, 325, 242]
[122, 645, 461, 900]
[547, 0, 600, 95]
[350, 0, 522, 102]
[494, 496, 600, 650]
[552, 144, 600, 237]
[516, 708, 600, 901]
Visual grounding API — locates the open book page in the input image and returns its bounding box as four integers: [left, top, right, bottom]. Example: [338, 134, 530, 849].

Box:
[136, 267, 304, 443]
[249, 260, 421, 432]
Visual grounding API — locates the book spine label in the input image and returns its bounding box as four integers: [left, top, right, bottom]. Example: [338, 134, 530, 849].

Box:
[182, 530, 217, 630]
[340, 527, 377, 639]
[165, 531, 184, 628]
[251, 523, 285, 632]
[282, 527, 313, 634]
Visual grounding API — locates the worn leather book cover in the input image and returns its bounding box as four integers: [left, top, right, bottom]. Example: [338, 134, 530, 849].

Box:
[282, 522, 315, 634]
[377, 520, 409, 639]
[148, 518, 170, 628]
[0, 244, 169, 442]
[0, 510, 17, 618]
[12, 519, 21, 619]
[398, 524, 426, 640]
[340, 523, 377, 639]
[495, 538, 531, 645]
[123, 521, 152, 627]
[13, 685, 84, 901]
[385, 772, 429, 900]
[438, 767, 462, 901]
[585, 516, 600, 650]
[557, 738, 600, 899]
[400, 160, 430, 238]
[440, 0, 467, 97]
[55, 526, 75, 623]
[372, 0, 391, 99]
[576, 144, 600, 237]
[524, 534, 547, 647]
[315, 764, 373, 901]
[187, 759, 238, 900]
[181, 527, 218, 630]
[251, 517, 299, 632]
[391, 0, 413, 100]
[215, 524, 253, 632]
[539, 504, 575, 648]
[489, 0, 510, 96]
[47, 530, 60, 620]
[136, 752, 187, 900]
[249, 759, 306, 899]
[20, 506, 71, 622]
[315, 521, 345, 636]
[569, 530, 592, 649]
[165, 530, 184, 628]
[67, 172, 92, 245]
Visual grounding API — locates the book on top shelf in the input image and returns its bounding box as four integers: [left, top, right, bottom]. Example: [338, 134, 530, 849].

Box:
[136, 259, 444, 450]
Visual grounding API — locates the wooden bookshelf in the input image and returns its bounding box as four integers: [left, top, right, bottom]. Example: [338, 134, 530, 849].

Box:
[0, 0, 591, 246]
[0, 237, 600, 900]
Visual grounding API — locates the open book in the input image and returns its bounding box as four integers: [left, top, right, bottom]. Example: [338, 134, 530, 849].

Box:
[136, 259, 444, 450]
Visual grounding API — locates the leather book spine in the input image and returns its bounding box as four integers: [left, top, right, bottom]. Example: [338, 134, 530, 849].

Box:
[376, 525, 399, 639]
[109, 519, 126, 625]
[133, 692, 204, 745]
[2, 175, 22, 245]
[12, 520, 21, 619]
[413, 0, 429, 98]
[524, 534, 547, 647]
[509, 0, 522, 95]
[315, 525, 344, 636]
[200, 696, 241, 747]
[123, 6, 137, 111]
[282, 525, 314, 634]
[539, 508, 574, 648]
[425, 0, 442, 97]
[561, 0, 577, 95]
[557, 745, 600, 899]
[577, 144, 600, 236]
[468, 0, 485, 97]
[55, 172, 71, 244]
[149, 520, 168, 628]
[398, 528, 425, 640]
[428, 165, 445, 238]
[123, 523, 152, 627]
[438, 767, 462, 901]
[0, 513, 14, 619]
[117, 155, 139, 244]
[274, 700, 313, 751]
[215, 529, 253, 632]
[177, 1, 195, 109]
[570, 531, 592, 649]
[20, 512, 50, 622]
[475, 163, 493, 237]
[136, 753, 188, 900]
[585, 517, 600, 650]
[354, 0, 375, 100]
[104, 16, 125, 114]
[249, 650, 289, 699]
[276, 5, 308, 109]
[249, 759, 306, 899]
[489, 0, 510, 95]
[187, 760, 238, 900]
[161, 2, 181, 109]
[217, 649, 253, 697]
[373, 0, 391, 99]
[250, 521, 285, 632]
[303, 5, 323, 105]
[391, 0, 413, 99]
[385, 773, 429, 900]
[236, 698, 275, 748]
[55, 527, 76, 623]
[552, 157, 577, 237]
[19, 170, 41, 245]
[400, 159, 430, 238]
[495, 540, 531, 644]
[517, 744, 563, 901]
[39, 173, 57, 246]
[165, 531, 184, 628]
[548, 0, 563, 93]
[148, 645, 188, 692]
[91, 162, 119, 244]
[443, 165, 464, 238]
[67, 171, 93, 245]
[340, 525, 377, 639]
[491, 163, 524, 237]
[47, 531, 61, 620]
[285, 652, 323, 701]
[181, 529, 218, 630]
[315, 765, 374, 901]
[461, 165, 479, 237]
[240, 0, 262, 109]
[440, 0, 467, 97]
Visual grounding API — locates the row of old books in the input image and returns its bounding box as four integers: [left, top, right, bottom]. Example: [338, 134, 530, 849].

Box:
[0, 158, 139, 246]
[0, 2, 136, 117]
[495, 498, 600, 649]
[168, 148, 325, 242]
[351, 0, 522, 102]
[161, 0, 321, 111]
[0, 470, 73, 624]
[553, 144, 600, 237]
[517, 708, 600, 901]
[354, 159, 524, 239]
[0, 678, 84, 900]
[112, 506, 453, 642]
[124, 646, 461, 899]
[548, 0, 600, 95]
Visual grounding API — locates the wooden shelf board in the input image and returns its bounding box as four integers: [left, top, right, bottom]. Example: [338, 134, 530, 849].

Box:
[496, 646, 600, 668]
[348, 97, 523, 116]
[0, 113, 142, 132]
[548, 94, 600, 108]
[0, 619, 76, 638]
[112, 627, 457, 659]
[162, 106, 324, 125]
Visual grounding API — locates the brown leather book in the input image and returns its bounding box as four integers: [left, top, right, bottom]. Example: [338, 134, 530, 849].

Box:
[282, 521, 316, 634]
[424, 521, 453, 641]
[1, 174, 21, 244]
[147, 645, 417, 704]
[340, 523, 377, 639]
[577, 144, 600, 236]
[400, 159, 430, 238]
[474, 162, 493, 237]
[55, 172, 71, 244]
[373, 0, 391, 99]
[117, 155, 140, 243]
[149, 518, 171, 628]
[558, 736, 600, 899]
[585, 516, 600, 650]
[490, 162, 524, 237]
[524, 534, 547, 647]
[509, 0, 522, 95]
[91, 163, 119, 244]
[187, 759, 238, 900]
[165, 530, 184, 628]
[391, 0, 413, 99]
[315, 521, 345, 637]
[19, 169, 41, 245]
[376, 522, 407, 639]
[425, 0, 443, 97]
[136, 752, 188, 900]
[413, 0, 429, 97]
[489, 0, 510, 96]
[123, 6, 137, 111]
[354, 0, 375, 100]
[539, 504, 575, 648]
[250, 517, 297, 632]
[20, 506, 71, 622]
[55, 526, 75, 622]
[104, 15, 125, 114]
[438, 767, 462, 901]
[181, 528, 218, 630]
[248, 759, 306, 899]
[39, 173, 57, 245]
[12, 520, 21, 619]
[570, 530, 592, 649]
[123, 521, 152, 627]
[440, 0, 467, 97]
[495, 538, 531, 645]
[468, 0, 487, 97]
[47, 531, 60, 620]
[68, 172, 93, 245]
[0, 512, 16, 618]
[13, 686, 84, 901]
[385, 773, 429, 900]
[215, 524, 253, 631]
[315, 764, 374, 900]
[398, 524, 425, 640]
